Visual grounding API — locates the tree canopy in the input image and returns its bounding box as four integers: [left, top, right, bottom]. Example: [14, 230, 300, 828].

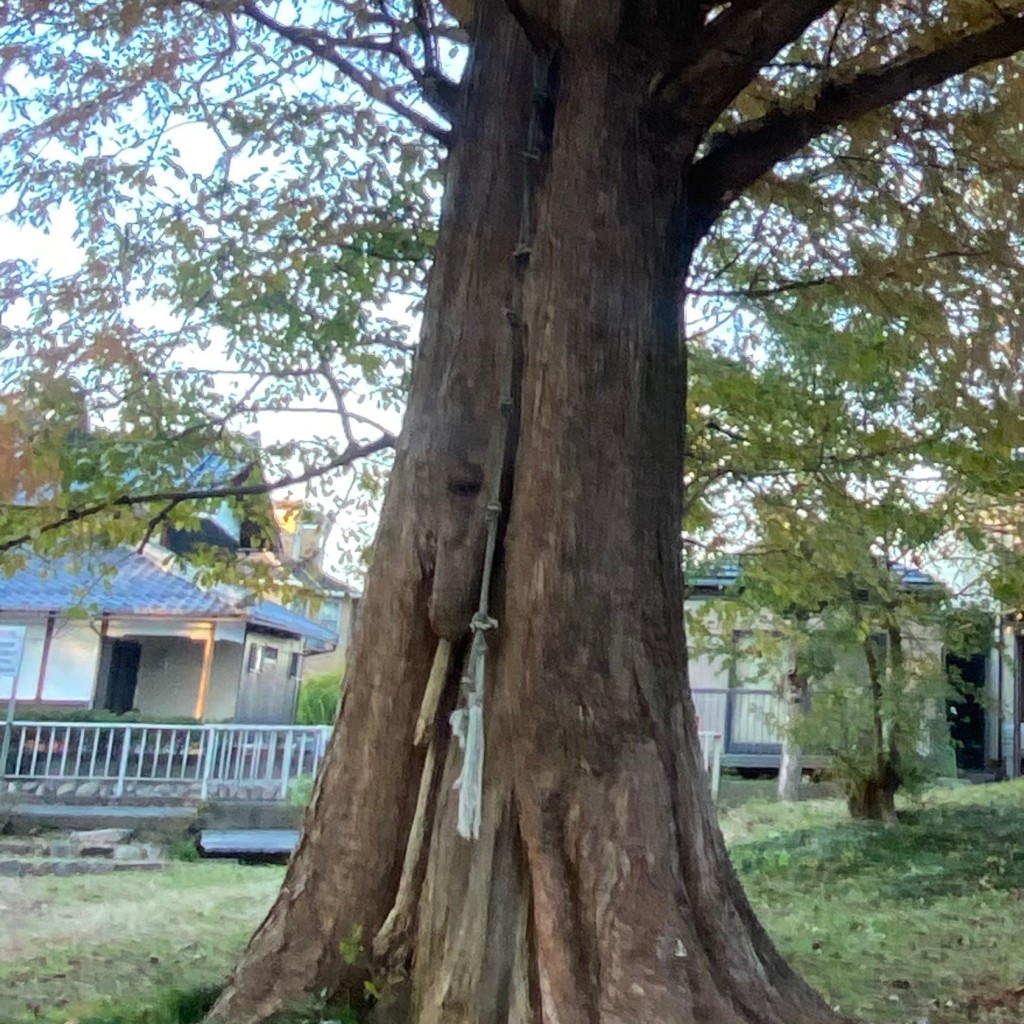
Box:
[4, 2, 1024, 573]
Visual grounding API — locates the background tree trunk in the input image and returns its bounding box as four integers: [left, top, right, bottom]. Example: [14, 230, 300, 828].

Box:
[778, 671, 807, 802]
[849, 635, 899, 821]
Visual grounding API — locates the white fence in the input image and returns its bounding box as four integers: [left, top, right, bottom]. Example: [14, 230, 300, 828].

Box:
[3, 719, 725, 804]
[2, 722, 332, 801]
[692, 688, 787, 765]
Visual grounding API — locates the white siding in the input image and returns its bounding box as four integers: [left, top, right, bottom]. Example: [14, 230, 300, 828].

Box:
[42, 620, 100, 702]
[204, 642, 243, 721]
[235, 634, 304, 723]
[134, 636, 203, 718]
[119, 636, 242, 721]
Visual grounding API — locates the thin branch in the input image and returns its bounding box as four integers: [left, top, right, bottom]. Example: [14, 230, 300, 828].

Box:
[689, 14, 1024, 241]
[318, 358, 356, 444]
[412, 0, 439, 79]
[136, 497, 186, 552]
[188, 0, 452, 143]
[0, 433, 396, 556]
[693, 249, 990, 298]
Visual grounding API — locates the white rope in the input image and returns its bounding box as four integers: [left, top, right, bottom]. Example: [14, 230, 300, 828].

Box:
[448, 52, 551, 841]
[451, 614, 495, 839]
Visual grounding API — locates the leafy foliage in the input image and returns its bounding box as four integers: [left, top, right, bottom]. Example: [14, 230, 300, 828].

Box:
[5, 2, 1024, 586]
[295, 669, 344, 725]
[0, 1, 453, 569]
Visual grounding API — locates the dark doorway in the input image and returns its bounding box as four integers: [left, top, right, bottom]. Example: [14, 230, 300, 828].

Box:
[947, 651, 987, 773]
[105, 639, 142, 714]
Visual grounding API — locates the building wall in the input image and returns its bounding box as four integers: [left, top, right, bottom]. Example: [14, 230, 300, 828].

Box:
[131, 637, 243, 721]
[0, 612, 304, 724]
[0, 615, 51, 700]
[0, 615, 101, 704]
[685, 596, 949, 765]
[133, 636, 204, 719]
[235, 632, 304, 723]
[45, 620, 102, 702]
[304, 594, 357, 677]
[205, 642, 243, 722]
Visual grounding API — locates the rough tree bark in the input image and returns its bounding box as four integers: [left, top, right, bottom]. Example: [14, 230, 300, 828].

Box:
[211, 3, 847, 1022]
[208, 3, 533, 1017]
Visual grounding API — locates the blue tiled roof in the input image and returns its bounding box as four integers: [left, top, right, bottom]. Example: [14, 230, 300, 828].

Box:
[0, 549, 235, 616]
[0, 548, 336, 647]
[687, 556, 940, 593]
[249, 600, 338, 649]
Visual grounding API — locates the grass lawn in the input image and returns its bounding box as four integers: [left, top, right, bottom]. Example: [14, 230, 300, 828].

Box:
[5, 781, 1024, 1022]
[724, 780, 1024, 1023]
[0, 862, 283, 1023]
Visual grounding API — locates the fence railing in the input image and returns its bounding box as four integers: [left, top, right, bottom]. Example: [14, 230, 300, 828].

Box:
[4, 719, 726, 803]
[2, 722, 332, 801]
[692, 688, 786, 754]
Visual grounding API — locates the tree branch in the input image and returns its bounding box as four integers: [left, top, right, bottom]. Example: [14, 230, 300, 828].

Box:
[692, 248, 991, 298]
[689, 14, 1024, 241]
[0, 433, 395, 556]
[190, 0, 452, 143]
[649, 0, 835, 153]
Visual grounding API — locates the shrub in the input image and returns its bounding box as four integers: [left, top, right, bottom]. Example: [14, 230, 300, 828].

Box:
[167, 837, 201, 862]
[13, 708, 200, 724]
[289, 774, 316, 807]
[296, 670, 344, 725]
[78, 984, 220, 1023]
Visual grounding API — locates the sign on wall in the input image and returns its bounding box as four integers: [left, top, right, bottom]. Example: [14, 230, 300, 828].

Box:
[0, 625, 26, 678]
[1, 624, 27, 774]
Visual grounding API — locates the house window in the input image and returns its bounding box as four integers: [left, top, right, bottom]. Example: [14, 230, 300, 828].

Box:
[247, 644, 280, 674]
[288, 652, 300, 680]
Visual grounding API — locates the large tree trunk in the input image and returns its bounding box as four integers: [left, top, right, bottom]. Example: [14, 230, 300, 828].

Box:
[211, 7, 842, 1024]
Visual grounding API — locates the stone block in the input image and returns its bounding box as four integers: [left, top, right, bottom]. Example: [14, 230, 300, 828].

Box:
[71, 828, 133, 846]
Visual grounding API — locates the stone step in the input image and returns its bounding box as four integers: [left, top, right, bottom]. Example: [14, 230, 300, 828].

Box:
[0, 856, 165, 877]
[0, 837, 163, 861]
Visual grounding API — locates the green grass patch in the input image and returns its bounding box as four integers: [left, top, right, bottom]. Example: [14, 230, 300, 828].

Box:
[731, 781, 1024, 1022]
[7, 783, 1024, 1023]
[0, 863, 283, 1024]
